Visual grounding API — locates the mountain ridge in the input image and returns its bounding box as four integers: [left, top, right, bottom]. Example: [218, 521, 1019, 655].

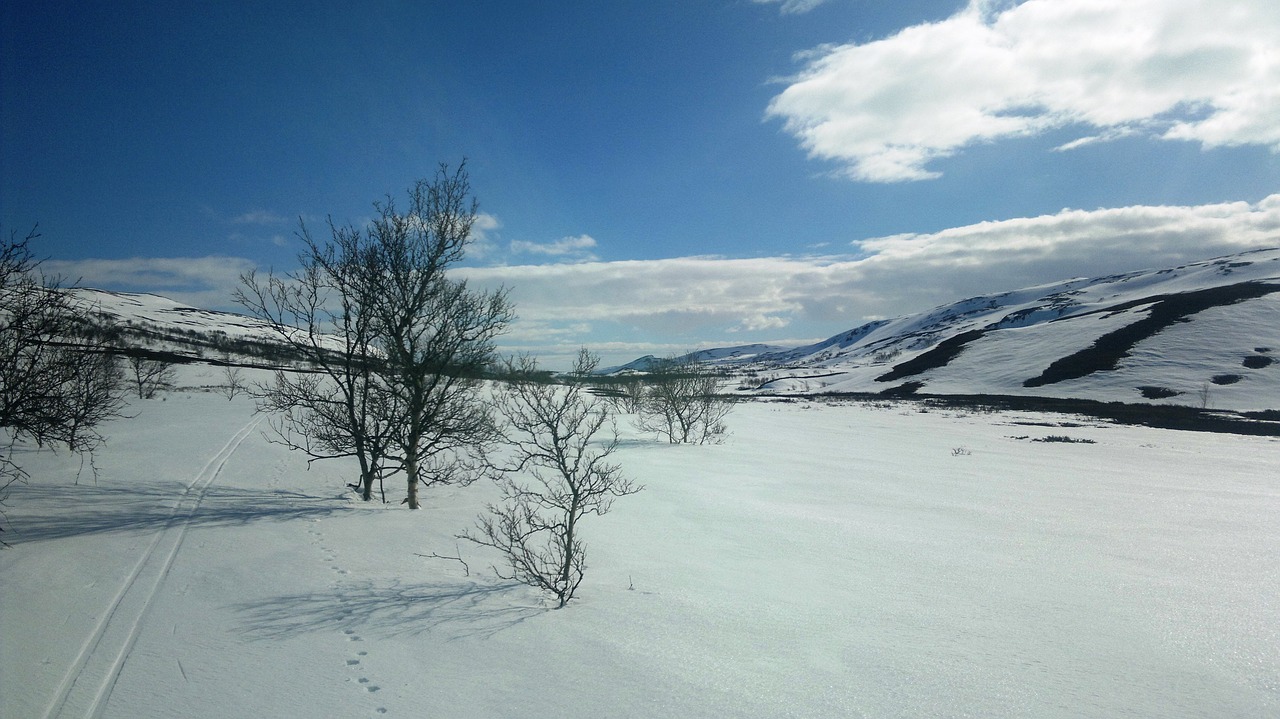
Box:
[643, 248, 1280, 411]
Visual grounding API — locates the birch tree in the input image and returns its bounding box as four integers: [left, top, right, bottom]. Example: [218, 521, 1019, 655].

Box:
[362, 163, 512, 509]
[463, 350, 640, 607]
[237, 162, 510, 508]
[235, 215, 397, 502]
[1, 226, 126, 535]
[635, 354, 734, 444]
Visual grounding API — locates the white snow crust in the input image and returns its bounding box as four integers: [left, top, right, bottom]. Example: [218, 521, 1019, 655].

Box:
[3, 380, 1278, 718]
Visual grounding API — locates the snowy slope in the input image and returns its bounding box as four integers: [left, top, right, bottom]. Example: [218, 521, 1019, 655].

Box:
[73, 289, 276, 337]
[714, 249, 1280, 410]
[3, 389, 1278, 718]
[69, 288, 344, 363]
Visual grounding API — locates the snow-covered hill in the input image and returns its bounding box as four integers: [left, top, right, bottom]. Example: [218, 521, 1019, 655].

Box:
[697, 249, 1280, 411]
[68, 288, 341, 365]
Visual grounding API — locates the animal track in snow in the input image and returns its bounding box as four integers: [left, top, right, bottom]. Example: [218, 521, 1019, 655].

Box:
[342, 629, 382, 703]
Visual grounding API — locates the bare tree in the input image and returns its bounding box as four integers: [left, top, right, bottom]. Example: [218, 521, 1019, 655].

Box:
[126, 354, 176, 398]
[463, 349, 640, 608]
[1196, 382, 1211, 410]
[591, 373, 646, 414]
[1, 226, 126, 536]
[363, 162, 513, 509]
[222, 363, 247, 400]
[236, 161, 510, 508]
[235, 218, 397, 502]
[635, 354, 734, 444]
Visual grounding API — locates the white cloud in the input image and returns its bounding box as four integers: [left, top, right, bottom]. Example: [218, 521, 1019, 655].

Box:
[231, 210, 290, 225]
[753, 0, 831, 15]
[509, 234, 599, 262]
[766, 0, 1280, 181]
[732, 314, 791, 332]
[227, 230, 293, 249]
[463, 212, 504, 260]
[850, 195, 1280, 298]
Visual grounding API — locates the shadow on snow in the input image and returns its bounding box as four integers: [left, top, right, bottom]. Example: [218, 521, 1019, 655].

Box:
[1, 483, 344, 544]
[232, 577, 539, 641]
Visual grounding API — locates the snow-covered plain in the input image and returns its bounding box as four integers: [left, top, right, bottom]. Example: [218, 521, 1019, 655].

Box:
[3, 367, 1279, 718]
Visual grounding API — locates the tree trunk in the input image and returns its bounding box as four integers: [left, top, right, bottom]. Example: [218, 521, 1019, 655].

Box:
[354, 451, 374, 501]
[404, 437, 420, 509]
[558, 493, 579, 607]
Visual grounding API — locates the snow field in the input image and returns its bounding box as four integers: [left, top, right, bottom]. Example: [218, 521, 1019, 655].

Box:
[2, 388, 1278, 718]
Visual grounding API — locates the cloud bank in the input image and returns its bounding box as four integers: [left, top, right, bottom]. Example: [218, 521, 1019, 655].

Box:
[766, 0, 1280, 181]
[460, 194, 1280, 359]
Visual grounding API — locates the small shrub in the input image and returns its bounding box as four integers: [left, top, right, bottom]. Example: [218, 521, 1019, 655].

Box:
[463, 351, 640, 608]
[222, 365, 247, 400]
[951, 447, 971, 456]
[1033, 435, 1095, 444]
[1138, 386, 1181, 399]
[1211, 374, 1242, 385]
[1243, 355, 1273, 369]
[127, 355, 177, 398]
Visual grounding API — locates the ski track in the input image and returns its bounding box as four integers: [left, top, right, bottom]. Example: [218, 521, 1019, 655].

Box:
[41, 416, 264, 719]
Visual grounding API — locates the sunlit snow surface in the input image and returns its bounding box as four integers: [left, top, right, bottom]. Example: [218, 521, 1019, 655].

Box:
[3, 373, 1278, 718]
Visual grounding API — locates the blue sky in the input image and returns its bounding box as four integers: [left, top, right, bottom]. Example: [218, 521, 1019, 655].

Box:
[4, 0, 1279, 366]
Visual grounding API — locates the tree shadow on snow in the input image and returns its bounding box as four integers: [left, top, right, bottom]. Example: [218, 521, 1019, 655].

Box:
[1, 483, 344, 544]
[232, 577, 540, 641]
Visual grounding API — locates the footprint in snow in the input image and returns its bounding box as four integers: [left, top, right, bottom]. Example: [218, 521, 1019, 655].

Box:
[351, 656, 379, 694]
